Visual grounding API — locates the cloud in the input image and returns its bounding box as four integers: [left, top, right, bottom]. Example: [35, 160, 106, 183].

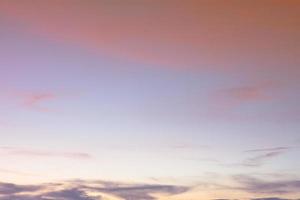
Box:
[218, 147, 290, 168]
[244, 147, 291, 153]
[42, 188, 96, 200]
[0, 188, 96, 200]
[24, 93, 57, 110]
[239, 146, 290, 167]
[233, 175, 300, 194]
[2, 90, 59, 112]
[87, 184, 188, 200]
[0, 180, 190, 200]
[251, 198, 293, 200]
[0, 146, 91, 160]
[208, 81, 281, 120]
[202, 174, 300, 198]
[241, 151, 284, 167]
[2, 177, 300, 200]
[20, 92, 57, 112]
[191, 173, 300, 199]
[215, 82, 276, 108]
[0, 0, 299, 73]
[0, 168, 34, 176]
[224, 86, 270, 102]
[252, 198, 300, 200]
[213, 199, 299, 200]
[0, 182, 40, 195]
[213, 199, 239, 200]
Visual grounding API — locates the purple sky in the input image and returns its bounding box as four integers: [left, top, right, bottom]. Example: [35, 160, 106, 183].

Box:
[0, 1, 299, 199]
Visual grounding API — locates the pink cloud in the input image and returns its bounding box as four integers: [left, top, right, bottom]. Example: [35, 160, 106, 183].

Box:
[22, 93, 56, 110]
[1, 90, 59, 112]
[9, 92, 59, 112]
[207, 81, 279, 120]
[216, 81, 276, 107]
[0, 0, 299, 73]
[224, 85, 270, 102]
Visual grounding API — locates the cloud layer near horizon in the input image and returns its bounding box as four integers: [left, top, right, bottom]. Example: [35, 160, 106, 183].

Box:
[0, 180, 189, 200]
[1, 175, 300, 200]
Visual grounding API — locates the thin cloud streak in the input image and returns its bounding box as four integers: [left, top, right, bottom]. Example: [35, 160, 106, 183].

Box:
[0, 168, 35, 176]
[242, 151, 285, 167]
[241, 146, 290, 167]
[0, 147, 91, 159]
[244, 147, 291, 153]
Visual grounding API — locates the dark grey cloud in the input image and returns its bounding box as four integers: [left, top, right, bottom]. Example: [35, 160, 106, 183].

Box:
[87, 184, 188, 200]
[0, 180, 189, 200]
[0, 182, 40, 195]
[0, 189, 97, 200]
[42, 188, 97, 200]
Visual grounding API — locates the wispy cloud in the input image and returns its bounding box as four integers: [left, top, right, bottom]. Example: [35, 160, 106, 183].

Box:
[241, 147, 290, 167]
[233, 175, 300, 194]
[241, 151, 284, 167]
[244, 147, 291, 153]
[215, 82, 276, 110]
[208, 82, 280, 120]
[20, 92, 57, 112]
[0, 147, 91, 160]
[5, 90, 59, 112]
[224, 86, 270, 102]
[216, 147, 291, 168]
[201, 174, 300, 198]
[24, 93, 57, 111]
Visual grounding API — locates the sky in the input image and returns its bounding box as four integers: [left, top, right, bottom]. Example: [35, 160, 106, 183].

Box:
[0, 0, 299, 199]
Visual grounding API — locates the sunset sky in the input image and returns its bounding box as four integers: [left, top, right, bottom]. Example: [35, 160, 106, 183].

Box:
[0, 0, 300, 199]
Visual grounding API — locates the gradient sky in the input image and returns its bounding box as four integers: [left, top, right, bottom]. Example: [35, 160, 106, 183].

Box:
[0, 1, 300, 200]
